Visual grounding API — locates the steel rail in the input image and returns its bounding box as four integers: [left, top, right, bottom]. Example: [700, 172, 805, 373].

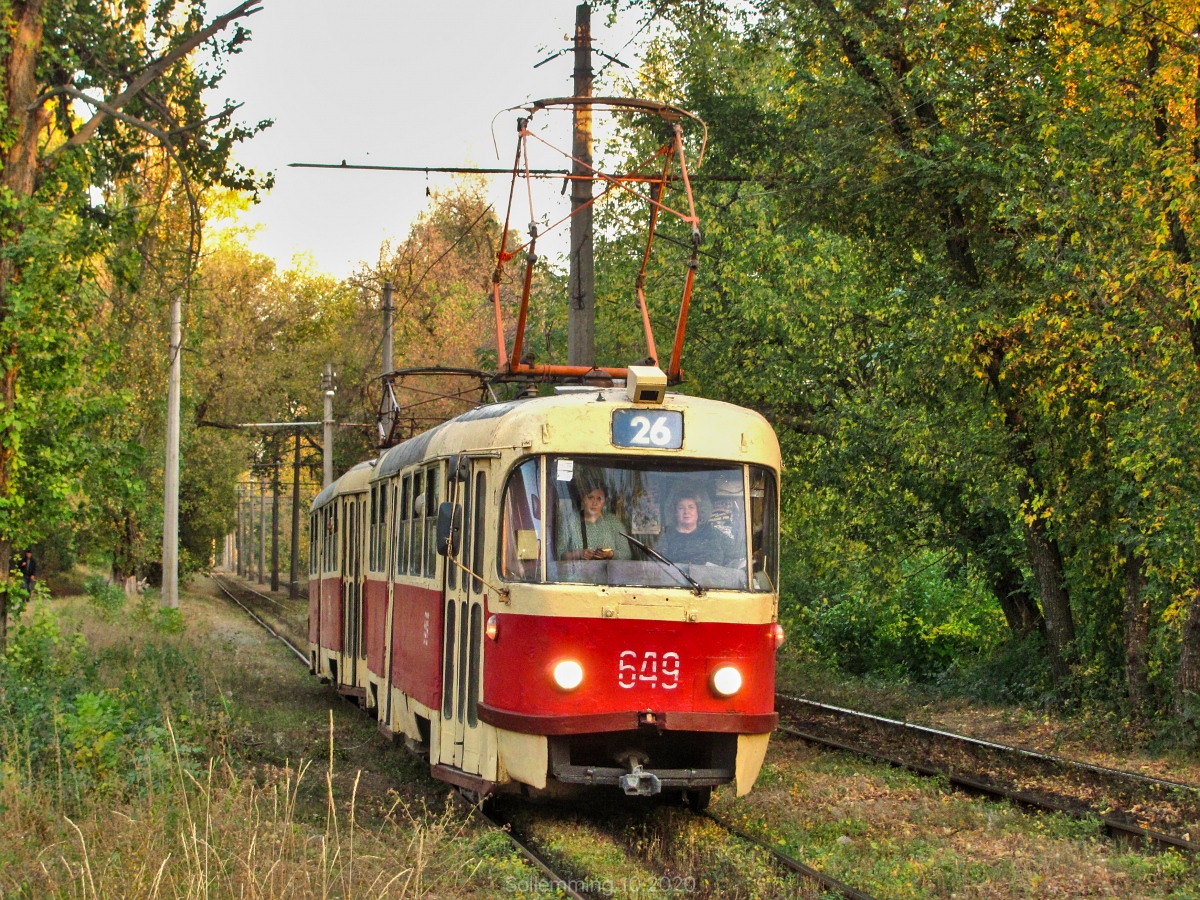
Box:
[216, 576, 290, 614]
[775, 719, 1200, 855]
[210, 574, 309, 665]
[209, 573, 594, 897]
[702, 811, 880, 900]
[482, 809, 591, 900]
[777, 693, 1200, 795]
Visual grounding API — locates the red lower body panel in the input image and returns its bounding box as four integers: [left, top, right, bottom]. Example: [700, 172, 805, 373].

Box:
[319, 575, 342, 652]
[364, 577, 388, 677]
[390, 582, 443, 711]
[308, 577, 320, 645]
[482, 614, 776, 734]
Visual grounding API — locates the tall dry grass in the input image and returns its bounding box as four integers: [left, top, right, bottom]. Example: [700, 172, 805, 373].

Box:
[1, 711, 494, 899]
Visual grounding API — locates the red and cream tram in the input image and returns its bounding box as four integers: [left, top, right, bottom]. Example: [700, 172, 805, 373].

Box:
[308, 374, 782, 806]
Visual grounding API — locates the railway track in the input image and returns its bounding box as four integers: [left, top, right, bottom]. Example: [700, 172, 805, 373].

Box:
[700, 810, 879, 900]
[211, 573, 884, 898]
[209, 573, 597, 899]
[776, 692, 1200, 855]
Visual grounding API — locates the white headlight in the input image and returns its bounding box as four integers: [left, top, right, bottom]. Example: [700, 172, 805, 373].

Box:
[553, 660, 584, 690]
[711, 666, 742, 697]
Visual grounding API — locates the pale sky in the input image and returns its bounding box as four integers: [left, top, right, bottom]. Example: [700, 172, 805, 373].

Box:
[213, 1, 649, 277]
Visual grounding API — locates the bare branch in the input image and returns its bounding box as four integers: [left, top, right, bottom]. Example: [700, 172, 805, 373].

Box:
[171, 102, 245, 136]
[41, 86, 170, 142]
[59, 1, 263, 150]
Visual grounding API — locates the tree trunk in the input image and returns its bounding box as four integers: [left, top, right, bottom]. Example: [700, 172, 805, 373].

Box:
[0, 536, 10, 654]
[0, 5, 48, 651]
[1175, 583, 1200, 717]
[1122, 550, 1151, 713]
[1022, 519, 1075, 685]
[993, 561, 1044, 638]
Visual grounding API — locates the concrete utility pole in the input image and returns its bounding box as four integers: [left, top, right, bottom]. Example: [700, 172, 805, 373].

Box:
[323, 363, 335, 488]
[235, 487, 243, 576]
[247, 483, 255, 580]
[290, 430, 302, 600]
[243, 486, 251, 578]
[258, 474, 267, 584]
[567, 2, 595, 367]
[161, 291, 182, 608]
[271, 461, 280, 592]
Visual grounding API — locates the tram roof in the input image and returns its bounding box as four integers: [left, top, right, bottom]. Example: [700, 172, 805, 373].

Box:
[311, 392, 779, 512]
[310, 458, 375, 512]
[373, 389, 780, 482]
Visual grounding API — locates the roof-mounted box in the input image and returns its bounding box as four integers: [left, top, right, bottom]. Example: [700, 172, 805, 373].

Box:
[626, 365, 667, 405]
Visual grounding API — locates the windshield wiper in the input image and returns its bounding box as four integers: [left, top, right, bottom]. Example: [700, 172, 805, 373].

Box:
[620, 531, 705, 596]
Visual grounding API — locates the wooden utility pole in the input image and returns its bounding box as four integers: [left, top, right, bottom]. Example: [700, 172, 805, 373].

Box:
[380, 282, 395, 446]
[323, 363, 335, 488]
[290, 431, 302, 600]
[162, 290, 182, 607]
[271, 461, 280, 591]
[567, 2, 595, 367]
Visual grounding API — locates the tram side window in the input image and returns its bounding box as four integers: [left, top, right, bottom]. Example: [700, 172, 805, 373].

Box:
[461, 462, 475, 581]
[409, 469, 424, 577]
[309, 515, 317, 575]
[502, 458, 542, 582]
[399, 474, 411, 575]
[331, 505, 338, 570]
[321, 509, 328, 572]
[320, 510, 327, 572]
[368, 486, 377, 572]
[749, 466, 778, 592]
[471, 471, 486, 594]
[326, 508, 334, 572]
[390, 482, 399, 576]
[379, 482, 389, 573]
[424, 464, 440, 578]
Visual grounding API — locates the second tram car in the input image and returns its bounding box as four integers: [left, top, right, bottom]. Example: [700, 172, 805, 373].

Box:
[308, 376, 782, 806]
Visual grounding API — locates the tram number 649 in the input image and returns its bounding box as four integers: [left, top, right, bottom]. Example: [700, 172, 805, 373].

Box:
[618, 650, 680, 689]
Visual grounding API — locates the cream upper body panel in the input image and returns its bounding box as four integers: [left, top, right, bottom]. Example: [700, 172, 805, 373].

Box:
[370, 389, 781, 479]
[361, 390, 781, 624]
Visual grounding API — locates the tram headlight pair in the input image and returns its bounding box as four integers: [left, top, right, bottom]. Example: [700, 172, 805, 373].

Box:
[553, 660, 584, 691]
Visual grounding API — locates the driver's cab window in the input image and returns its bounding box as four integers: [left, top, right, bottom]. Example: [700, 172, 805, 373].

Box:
[501, 458, 542, 582]
[544, 457, 765, 591]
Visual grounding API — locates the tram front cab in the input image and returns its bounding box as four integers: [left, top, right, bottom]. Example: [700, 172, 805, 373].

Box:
[471, 389, 782, 803]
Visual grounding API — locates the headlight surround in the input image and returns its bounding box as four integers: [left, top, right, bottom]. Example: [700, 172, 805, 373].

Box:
[553, 660, 584, 691]
[711, 665, 742, 697]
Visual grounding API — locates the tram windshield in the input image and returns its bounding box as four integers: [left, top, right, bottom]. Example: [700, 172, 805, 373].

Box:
[501, 456, 777, 592]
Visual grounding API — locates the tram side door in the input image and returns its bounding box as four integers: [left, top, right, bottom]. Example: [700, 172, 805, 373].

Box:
[341, 495, 365, 690]
[439, 459, 488, 774]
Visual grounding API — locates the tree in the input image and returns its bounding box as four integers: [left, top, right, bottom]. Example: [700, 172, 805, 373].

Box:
[605, 0, 1200, 715]
[0, 0, 269, 650]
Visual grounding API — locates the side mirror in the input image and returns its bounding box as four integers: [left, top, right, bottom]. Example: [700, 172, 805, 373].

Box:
[449, 454, 470, 483]
[436, 501, 463, 557]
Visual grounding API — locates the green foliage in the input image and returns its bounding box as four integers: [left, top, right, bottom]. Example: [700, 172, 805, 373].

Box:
[807, 552, 1007, 681]
[0, 603, 219, 800]
[84, 574, 126, 619]
[589, 0, 1200, 723]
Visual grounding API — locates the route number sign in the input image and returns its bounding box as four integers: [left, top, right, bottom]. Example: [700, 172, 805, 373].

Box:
[611, 409, 683, 450]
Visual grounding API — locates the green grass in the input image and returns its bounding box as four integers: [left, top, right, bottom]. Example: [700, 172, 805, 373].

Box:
[0, 588, 536, 898]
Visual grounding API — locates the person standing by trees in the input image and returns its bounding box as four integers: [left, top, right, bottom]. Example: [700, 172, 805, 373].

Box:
[16, 550, 36, 595]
